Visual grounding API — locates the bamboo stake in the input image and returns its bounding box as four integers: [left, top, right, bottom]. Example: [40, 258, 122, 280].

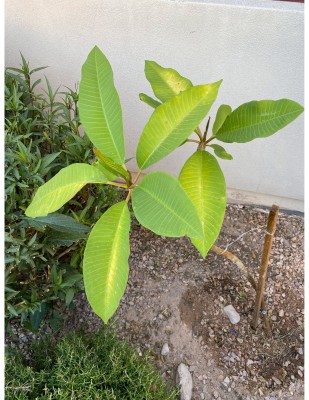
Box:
[251, 205, 279, 330]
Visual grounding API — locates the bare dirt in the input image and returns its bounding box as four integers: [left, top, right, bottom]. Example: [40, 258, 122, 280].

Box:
[8, 204, 304, 400]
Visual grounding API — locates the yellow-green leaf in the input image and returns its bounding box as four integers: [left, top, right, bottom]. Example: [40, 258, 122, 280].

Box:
[209, 144, 233, 160]
[79, 46, 125, 164]
[93, 148, 131, 184]
[216, 99, 304, 143]
[145, 60, 193, 102]
[179, 151, 226, 258]
[132, 171, 203, 239]
[83, 201, 130, 323]
[136, 82, 222, 170]
[212, 104, 232, 135]
[139, 93, 161, 109]
[25, 164, 107, 218]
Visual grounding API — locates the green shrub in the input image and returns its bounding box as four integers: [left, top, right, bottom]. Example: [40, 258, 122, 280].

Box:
[5, 54, 122, 331]
[5, 330, 178, 399]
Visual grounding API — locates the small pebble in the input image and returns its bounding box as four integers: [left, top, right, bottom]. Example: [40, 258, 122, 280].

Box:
[272, 377, 281, 385]
[223, 376, 230, 386]
[224, 305, 240, 324]
[161, 343, 169, 356]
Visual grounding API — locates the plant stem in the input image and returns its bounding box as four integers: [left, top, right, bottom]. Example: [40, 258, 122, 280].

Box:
[125, 190, 132, 203]
[205, 135, 216, 145]
[106, 181, 128, 189]
[251, 205, 279, 330]
[58, 246, 75, 259]
[203, 117, 211, 141]
[194, 127, 203, 141]
[132, 170, 143, 186]
[211, 245, 257, 289]
[186, 139, 200, 144]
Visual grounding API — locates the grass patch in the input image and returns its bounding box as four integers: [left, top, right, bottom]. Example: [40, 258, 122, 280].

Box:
[5, 329, 178, 399]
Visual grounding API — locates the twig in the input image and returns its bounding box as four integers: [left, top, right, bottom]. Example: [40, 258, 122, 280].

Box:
[211, 245, 257, 290]
[58, 246, 75, 259]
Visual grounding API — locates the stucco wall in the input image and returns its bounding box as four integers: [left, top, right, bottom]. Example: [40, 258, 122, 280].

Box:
[5, 0, 304, 210]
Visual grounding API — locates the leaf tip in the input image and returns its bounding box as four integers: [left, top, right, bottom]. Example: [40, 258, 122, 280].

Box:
[25, 206, 34, 218]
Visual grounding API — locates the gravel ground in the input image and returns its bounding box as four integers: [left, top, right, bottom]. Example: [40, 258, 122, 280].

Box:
[7, 204, 304, 400]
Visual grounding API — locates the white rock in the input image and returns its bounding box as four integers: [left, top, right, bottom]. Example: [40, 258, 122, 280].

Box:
[272, 377, 281, 385]
[224, 305, 240, 324]
[223, 376, 230, 386]
[161, 343, 170, 356]
[176, 363, 193, 400]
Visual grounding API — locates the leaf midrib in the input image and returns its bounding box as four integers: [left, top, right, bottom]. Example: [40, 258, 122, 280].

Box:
[103, 205, 128, 312]
[94, 50, 123, 163]
[140, 88, 212, 168]
[38, 179, 104, 198]
[137, 183, 201, 237]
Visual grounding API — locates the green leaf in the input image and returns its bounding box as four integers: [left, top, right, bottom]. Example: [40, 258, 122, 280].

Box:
[61, 271, 82, 287]
[216, 99, 304, 143]
[25, 164, 108, 218]
[212, 104, 232, 135]
[39, 152, 61, 171]
[46, 231, 88, 246]
[79, 46, 125, 164]
[27, 233, 37, 246]
[65, 289, 75, 306]
[145, 60, 193, 102]
[29, 303, 47, 331]
[179, 151, 226, 258]
[137, 81, 222, 170]
[92, 161, 118, 182]
[139, 93, 161, 109]
[7, 303, 19, 317]
[209, 144, 233, 160]
[30, 66, 48, 74]
[83, 201, 130, 323]
[132, 171, 203, 239]
[93, 148, 131, 184]
[25, 213, 91, 234]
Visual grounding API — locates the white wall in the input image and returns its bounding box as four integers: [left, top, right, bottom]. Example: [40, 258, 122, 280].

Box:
[5, 0, 304, 210]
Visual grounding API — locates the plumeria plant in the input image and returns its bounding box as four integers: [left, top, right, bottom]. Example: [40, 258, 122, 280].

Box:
[26, 46, 303, 323]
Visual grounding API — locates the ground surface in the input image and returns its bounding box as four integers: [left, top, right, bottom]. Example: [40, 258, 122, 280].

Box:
[7, 204, 304, 400]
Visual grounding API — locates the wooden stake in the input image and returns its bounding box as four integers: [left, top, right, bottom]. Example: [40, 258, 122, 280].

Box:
[251, 205, 279, 330]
